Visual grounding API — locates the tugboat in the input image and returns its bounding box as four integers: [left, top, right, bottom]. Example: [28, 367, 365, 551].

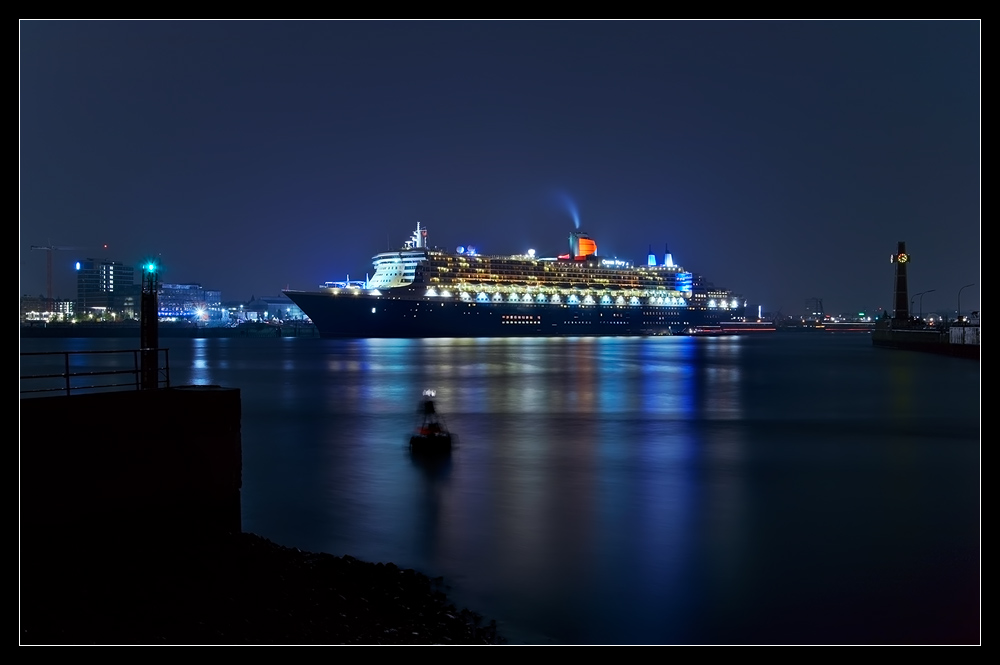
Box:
[409, 390, 452, 454]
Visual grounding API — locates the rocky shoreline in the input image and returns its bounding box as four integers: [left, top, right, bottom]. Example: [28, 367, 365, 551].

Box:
[20, 531, 505, 645]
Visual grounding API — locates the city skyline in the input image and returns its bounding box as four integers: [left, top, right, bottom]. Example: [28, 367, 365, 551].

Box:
[20, 20, 980, 315]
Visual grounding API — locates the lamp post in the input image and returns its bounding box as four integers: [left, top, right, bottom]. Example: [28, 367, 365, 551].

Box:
[910, 291, 926, 319]
[918, 289, 935, 319]
[957, 284, 975, 322]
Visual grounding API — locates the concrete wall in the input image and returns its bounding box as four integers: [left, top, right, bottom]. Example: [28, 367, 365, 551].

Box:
[21, 385, 241, 544]
[950, 325, 981, 346]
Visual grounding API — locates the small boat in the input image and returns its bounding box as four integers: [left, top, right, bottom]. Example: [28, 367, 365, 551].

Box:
[409, 390, 452, 454]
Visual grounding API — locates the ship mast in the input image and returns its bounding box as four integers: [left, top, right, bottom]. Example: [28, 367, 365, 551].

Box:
[405, 222, 428, 250]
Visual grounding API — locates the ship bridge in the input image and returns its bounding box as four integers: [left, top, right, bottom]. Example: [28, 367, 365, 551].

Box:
[368, 249, 428, 289]
[321, 280, 369, 290]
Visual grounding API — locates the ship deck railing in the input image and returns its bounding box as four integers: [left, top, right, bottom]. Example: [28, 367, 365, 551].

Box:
[19, 348, 171, 397]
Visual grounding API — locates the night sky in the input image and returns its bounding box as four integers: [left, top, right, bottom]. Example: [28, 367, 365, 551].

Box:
[20, 20, 980, 316]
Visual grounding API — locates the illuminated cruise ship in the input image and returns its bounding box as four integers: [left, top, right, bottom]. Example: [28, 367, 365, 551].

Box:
[283, 222, 750, 337]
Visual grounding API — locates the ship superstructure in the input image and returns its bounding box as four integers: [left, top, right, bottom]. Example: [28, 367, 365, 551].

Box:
[285, 222, 749, 338]
[368, 223, 430, 289]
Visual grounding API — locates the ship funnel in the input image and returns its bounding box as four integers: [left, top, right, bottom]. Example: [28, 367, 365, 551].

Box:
[664, 244, 674, 268]
[569, 231, 597, 259]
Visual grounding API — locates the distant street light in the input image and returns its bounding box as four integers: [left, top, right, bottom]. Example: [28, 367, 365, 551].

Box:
[958, 284, 975, 322]
[918, 289, 935, 319]
[911, 291, 927, 318]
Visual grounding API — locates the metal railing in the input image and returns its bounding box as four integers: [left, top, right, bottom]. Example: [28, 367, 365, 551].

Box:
[19, 348, 171, 397]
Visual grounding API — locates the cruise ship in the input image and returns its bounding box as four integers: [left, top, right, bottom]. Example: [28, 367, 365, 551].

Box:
[283, 222, 753, 338]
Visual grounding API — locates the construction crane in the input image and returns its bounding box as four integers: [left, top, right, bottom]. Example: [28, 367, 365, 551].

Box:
[30, 243, 108, 311]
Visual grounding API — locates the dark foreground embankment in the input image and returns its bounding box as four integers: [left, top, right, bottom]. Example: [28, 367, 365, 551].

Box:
[20, 531, 504, 645]
[21, 386, 501, 644]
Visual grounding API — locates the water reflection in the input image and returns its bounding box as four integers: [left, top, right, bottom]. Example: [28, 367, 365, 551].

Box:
[190, 338, 210, 384]
[316, 336, 747, 420]
[20, 334, 978, 643]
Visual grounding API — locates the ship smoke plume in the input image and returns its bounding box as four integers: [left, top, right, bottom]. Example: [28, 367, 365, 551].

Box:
[557, 192, 581, 229]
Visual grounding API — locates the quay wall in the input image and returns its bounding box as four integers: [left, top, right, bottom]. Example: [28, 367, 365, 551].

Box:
[21, 385, 242, 543]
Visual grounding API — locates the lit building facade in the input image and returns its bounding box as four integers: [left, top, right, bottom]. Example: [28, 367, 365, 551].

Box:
[21, 296, 75, 322]
[158, 284, 225, 322]
[158, 283, 204, 318]
[75, 259, 136, 316]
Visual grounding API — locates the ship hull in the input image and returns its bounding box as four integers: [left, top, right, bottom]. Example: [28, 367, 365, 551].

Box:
[285, 290, 743, 338]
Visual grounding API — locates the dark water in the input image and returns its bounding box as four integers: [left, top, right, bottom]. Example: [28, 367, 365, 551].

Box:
[20, 334, 981, 644]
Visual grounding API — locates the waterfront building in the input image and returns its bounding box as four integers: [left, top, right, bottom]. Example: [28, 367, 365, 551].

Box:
[245, 294, 306, 322]
[75, 258, 136, 317]
[21, 296, 75, 322]
[157, 284, 225, 322]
